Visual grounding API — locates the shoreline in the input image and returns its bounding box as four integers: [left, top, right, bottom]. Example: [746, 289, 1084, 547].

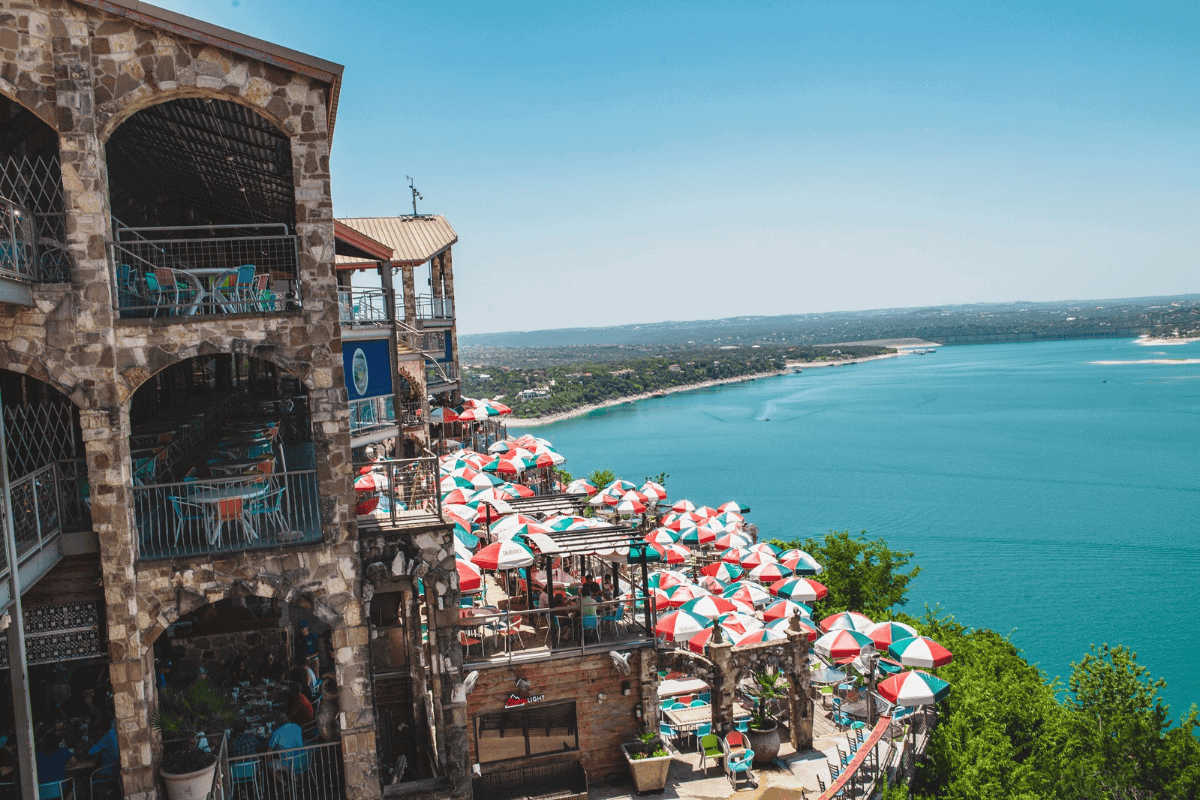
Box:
[506, 350, 922, 427]
[1135, 334, 1200, 346]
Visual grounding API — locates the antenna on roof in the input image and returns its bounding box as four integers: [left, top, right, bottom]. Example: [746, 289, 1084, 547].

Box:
[406, 176, 423, 216]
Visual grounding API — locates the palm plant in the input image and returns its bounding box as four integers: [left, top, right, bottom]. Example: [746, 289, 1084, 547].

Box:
[152, 677, 236, 774]
[750, 669, 786, 729]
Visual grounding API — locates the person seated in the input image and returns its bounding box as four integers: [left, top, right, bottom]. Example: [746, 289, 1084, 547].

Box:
[227, 655, 255, 686]
[35, 733, 77, 797]
[256, 651, 287, 684]
[267, 712, 307, 777]
[286, 683, 314, 726]
[88, 719, 119, 778]
[229, 719, 264, 757]
[601, 575, 615, 602]
[291, 663, 321, 701]
[580, 587, 599, 619]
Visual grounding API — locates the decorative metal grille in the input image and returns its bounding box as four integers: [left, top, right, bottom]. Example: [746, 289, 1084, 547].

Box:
[0, 156, 72, 281]
[0, 601, 104, 668]
[4, 395, 79, 478]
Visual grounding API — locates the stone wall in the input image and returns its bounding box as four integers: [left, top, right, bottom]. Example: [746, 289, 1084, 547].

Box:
[465, 650, 649, 785]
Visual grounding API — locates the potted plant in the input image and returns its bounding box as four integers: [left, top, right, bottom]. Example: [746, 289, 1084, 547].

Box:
[621, 729, 677, 794]
[152, 677, 236, 800]
[745, 669, 785, 765]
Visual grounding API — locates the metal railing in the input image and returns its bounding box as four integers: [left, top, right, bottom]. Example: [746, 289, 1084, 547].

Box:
[352, 457, 441, 528]
[459, 598, 655, 667]
[426, 361, 459, 387]
[415, 294, 453, 321]
[349, 398, 421, 435]
[0, 462, 64, 579]
[338, 288, 393, 327]
[108, 223, 300, 318]
[133, 469, 322, 561]
[0, 194, 38, 281]
[225, 739, 344, 800]
[205, 732, 229, 800]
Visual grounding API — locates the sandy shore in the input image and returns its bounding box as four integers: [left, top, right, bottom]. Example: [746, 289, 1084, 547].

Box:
[507, 350, 926, 427]
[1135, 335, 1200, 346]
[1091, 359, 1200, 365]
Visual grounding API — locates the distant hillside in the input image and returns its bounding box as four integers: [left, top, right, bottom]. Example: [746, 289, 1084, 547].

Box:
[460, 295, 1200, 352]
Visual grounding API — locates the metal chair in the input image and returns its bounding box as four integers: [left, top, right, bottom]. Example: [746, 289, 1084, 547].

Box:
[725, 748, 754, 789]
[168, 494, 207, 545]
[600, 602, 625, 637]
[229, 757, 262, 800]
[581, 614, 600, 644]
[698, 733, 723, 774]
[36, 779, 72, 800]
[90, 766, 122, 800]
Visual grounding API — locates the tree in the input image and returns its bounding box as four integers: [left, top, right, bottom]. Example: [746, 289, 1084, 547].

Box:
[774, 530, 920, 619]
[588, 468, 616, 489]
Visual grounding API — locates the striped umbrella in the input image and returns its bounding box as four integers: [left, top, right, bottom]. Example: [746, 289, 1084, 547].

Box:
[640, 481, 668, 501]
[718, 501, 748, 514]
[715, 530, 754, 550]
[565, 478, 599, 496]
[722, 547, 754, 565]
[762, 598, 813, 622]
[686, 617, 758, 653]
[442, 488, 473, 506]
[440, 475, 475, 492]
[490, 514, 545, 536]
[820, 611, 874, 634]
[494, 522, 551, 542]
[747, 562, 793, 583]
[748, 542, 781, 557]
[764, 617, 819, 641]
[888, 636, 954, 668]
[866, 621, 920, 651]
[679, 526, 717, 546]
[471, 540, 536, 570]
[700, 561, 743, 582]
[665, 583, 708, 608]
[739, 550, 779, 569]
[652, 542, 691, 565]
[616, 493, 647, 515]
[670, 499, 697, 513]
[721, 581, 772, 608]
[716, 611, 763, 635]
[877, 670, 951, 706]
[648, 570, 691, 590]
[604, 479, 638, 495]
[694, 506, 720, 519]
[644, 528, 680, 545]
[443, 503, 481, 524]
[713, 510, 744, 527]
[768, 577, 828, 604]
[779, 549, 824, 576]
[814, 628, 874, 661]
[665, 511, 707, 531]
[698, 575, 730, 594]
[620, 588, 670, 611]
[456, 558, 482, 593]
[654, 609, 713, 642]
[734, 628, 787, 647]
[497, 482, 534, 499]
[532, 450, 566, 468]
[680, 595, 742, 619]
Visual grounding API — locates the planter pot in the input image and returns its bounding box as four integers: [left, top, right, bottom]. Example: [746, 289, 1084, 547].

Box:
[621, 737, 678, 794]
[161, 760, 218, 800]
[745, 720, 780, 765]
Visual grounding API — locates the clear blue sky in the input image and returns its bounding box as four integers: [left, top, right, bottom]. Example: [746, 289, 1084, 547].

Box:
[160, 0, 1198, 335]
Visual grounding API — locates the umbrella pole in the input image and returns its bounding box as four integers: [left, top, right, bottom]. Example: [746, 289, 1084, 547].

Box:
[545, 555, 555, 645]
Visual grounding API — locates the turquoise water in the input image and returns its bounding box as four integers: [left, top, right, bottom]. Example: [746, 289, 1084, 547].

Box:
[513, 338, 1200, 717]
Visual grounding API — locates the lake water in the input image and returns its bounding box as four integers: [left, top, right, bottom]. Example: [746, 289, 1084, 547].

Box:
[512, 338, 1200, 717]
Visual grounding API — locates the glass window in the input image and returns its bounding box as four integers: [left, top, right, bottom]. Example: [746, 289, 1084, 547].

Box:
[475, 702, 578, 763]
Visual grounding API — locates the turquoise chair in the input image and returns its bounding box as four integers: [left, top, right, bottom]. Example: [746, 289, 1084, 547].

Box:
[37, 779, 72, 800]
[734, 717, 750, 732]
[726, 749, 754, 789]
[581, 614, 600, 644]
[689, 699, 708, 708]
[229, 758, 261, 800]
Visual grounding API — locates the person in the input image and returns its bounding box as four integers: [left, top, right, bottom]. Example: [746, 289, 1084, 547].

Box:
[601, 575, 615, 602]
[257, 651, 286, 684]
[227, 655, 255, 686]
[0, 730, 16, 780]
[64, 686, 105, 727]
[286, 683, 313, 726]
[87, 719, 119, 778]
[267, 712, 307, 778]
[229, 719, 263, 757]
[298, 621, 320, 672]
[582, 574, 598, 596]
[580, 586, 598, 620]
[35, 733, 76, 797]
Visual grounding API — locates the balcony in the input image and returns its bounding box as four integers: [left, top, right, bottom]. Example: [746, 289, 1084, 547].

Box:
[0, 196, 72, 305]
[339, 287, 398, 328]
[415, 294, 453, 325]
[108, 222, 301, 319]
[353, 457, 443, 531]
[349, 397, 422, 447]
[133, 470, 322, 561]
[426, 361, 459, 392]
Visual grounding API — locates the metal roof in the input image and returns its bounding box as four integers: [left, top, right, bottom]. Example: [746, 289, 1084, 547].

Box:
[75, 0, 344, 138]
[335, 216, 458, 266]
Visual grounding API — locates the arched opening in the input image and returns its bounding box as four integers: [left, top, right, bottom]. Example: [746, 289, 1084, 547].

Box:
[105, 97, 300, 317]
[152, 597, 345, 784]
[0, 94, 71, 281]
[127, 354, 322, 560]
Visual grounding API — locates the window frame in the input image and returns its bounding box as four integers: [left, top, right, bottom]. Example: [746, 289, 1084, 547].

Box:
[474, 700, 579, 764]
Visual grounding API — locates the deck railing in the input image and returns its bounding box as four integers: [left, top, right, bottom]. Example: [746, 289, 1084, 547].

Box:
[133, 469, 322, 561]
[349, 397, 421, 435]
[0, 462, 65, 579]
[338, 288, 394, 327]
[225, 739, 344, 800]
[352, 457, 441, 528]
[415, 294, 453, 321]
[0, 195, 39, 282]
[426, 361, 458, 387]
[108, 223, 300, 318]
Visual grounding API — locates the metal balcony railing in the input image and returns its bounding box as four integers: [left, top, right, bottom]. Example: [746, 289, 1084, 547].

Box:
[415, 293, 453, 321]
[353, 457, 441, 529]
[108, 222, 301, 319]
[0, 462, 65, 580]
[349, 397, 422, 435]
[133, 469, 321, 561]
[338, 287, 394, 327]
[222, 740, 344, 800]
[427, 361, 459, 387]
[0, 195, 40, 282]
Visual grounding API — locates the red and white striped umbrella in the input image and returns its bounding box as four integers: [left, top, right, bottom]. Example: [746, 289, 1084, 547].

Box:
[877, 670, 951, 706]
[620, 588, 670, 611]
[665, 583, 708, 608]
[866, 621, 920, 651]
[721, 547, 754, 565]
[654, 609, 713, 642]
[644, 528, 680, 545]
[443, 503, 481, 524]
[678, 525, 717, 545]
[693, 506, 720, 519]
[616, 491, 648, 515]
[490, 514, 545, 536]
[698, 575, 730, 594]
[734, 628, 787, 647]
[680, 595, 741, 619]
[768, 577, 828, 604]
[888, 636, 954, 668]
[532, 450, 566, 468]
[442, 488, 473, 506]
[721, 581, 772, 608]
[717, 611, 763, 635]
[665, 511, 706, 531]
[747, 562, 793, 584]
[763, 598, 813, 623]
[747, 542, 781, 557]
[670, 498, 697, 513]
[471, 540, 536, 570]
[640, 481, 668, 501]
[565, 478, 599, 496]
[652, 542, 690, 565]
[739, 550, 779, 569]
[715, 530, 754, 550]
[700, 561, 743, 582]
[648, 570, 691, 591]
[820, 610, 874, 634]
[764, 617, 819, 641]
[456, 558, 482, 593]
[814, 628, 875, 661]
[718, 501, 747, 514]
[779, 549, 823, 575]
[604, 479, 638, 495]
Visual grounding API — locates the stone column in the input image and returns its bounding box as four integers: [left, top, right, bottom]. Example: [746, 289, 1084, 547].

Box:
[400, 266, 417, 325]
[637, 646, 661, 734]
[787, 627, 814, 750]
[440, 248, 462, 406]
[708, 640, 735, 735]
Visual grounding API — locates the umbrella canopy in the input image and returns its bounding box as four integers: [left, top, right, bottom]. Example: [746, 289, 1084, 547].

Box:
[644, 528, 680, 545]
[648, 570, 691, 590]
[490, 514, 545, 536]
[443, 503, 481, 524]
[693, 505, 720, 519]
[494, 522, 551, 541]
[866, 621, 920, 650]
[717, 611, 764, 635]
[820, 610, 874, 634]
[654, 609, 713, 642]
[764, 617, 819, 641]
[700, 561, 743, 582]
[715, 530, 754, 550]
[354, 472, 388, 492]
[616, 491, 647, 515]
[678, 526, 717, 545]
[428, 406, 459, 423]
[721, 581, 772, 608]
[456, 559, 482, 593]
[877, 670, 951, 706]
[665, 583, 708, 608]
[718, 501, 748, 514]
[698, 575, 730, 594]
[565, 478, 598, 496]
[721, 547, 754, 565]
[532, 450, 566, 468]
[888, 636, 954, 668]
[440, 475, 475, 492]
[814, 628, 875, 661]
[747, 562, 793, 583]
[747, 542, 781, 557]
[471, 540, 536, 571]
[734, 628, 787, 647]
[762, 598, 813, 622]
[640, 481, 667, 501]
[680, 595, 742, 619]
[739, 550, 779, 569]
[768, 577, 828, 604]
[652, 542, 690, 565]
[604, 479, 637, 495]
[670, 498, 697, 513]
[620, 588, 670, 611]
[779, 549, 824, 575]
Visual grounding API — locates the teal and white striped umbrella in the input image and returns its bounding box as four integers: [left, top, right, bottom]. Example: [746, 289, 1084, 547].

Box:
[877, 670, 951, 706]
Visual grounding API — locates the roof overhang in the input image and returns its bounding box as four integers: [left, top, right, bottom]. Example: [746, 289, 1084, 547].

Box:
[335, 220, 393, 263]
[76, 0, 345, 138]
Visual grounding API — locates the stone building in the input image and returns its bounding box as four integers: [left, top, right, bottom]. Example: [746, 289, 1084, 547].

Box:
[0, 1, 469, 798]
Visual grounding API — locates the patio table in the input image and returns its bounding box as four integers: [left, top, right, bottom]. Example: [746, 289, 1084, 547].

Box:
[659, 677, 709, 700]
[664, 705, 711, 733]
[175, 266, 244, 315]
[188, 481, 269, 544]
